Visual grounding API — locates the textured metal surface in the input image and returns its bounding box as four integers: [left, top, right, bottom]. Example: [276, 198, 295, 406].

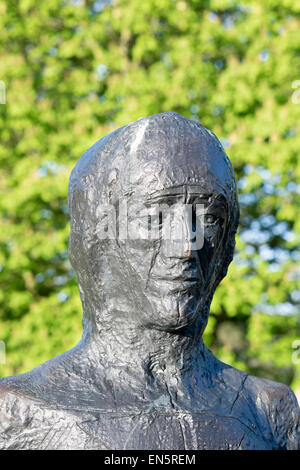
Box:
[0, 112, 299, 450]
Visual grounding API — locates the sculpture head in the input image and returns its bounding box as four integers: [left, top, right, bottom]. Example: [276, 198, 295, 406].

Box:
[68, 112, 239, 338]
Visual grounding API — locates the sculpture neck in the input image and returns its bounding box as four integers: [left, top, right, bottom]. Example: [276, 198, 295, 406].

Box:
[81, 313, 208, 390]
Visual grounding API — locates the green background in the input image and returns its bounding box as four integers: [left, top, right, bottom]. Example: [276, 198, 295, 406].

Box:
[0, 0, 299, 394]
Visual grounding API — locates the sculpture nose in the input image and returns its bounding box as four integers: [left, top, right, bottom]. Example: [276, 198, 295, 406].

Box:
[174, 238, 194, 259]
[163, 241, 194, 259]
[162, 214, 197, 259]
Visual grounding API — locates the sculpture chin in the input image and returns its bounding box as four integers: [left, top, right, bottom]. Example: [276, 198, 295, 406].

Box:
[145, 288, 205, 332]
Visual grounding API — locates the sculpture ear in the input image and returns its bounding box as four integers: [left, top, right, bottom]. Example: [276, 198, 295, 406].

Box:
[212, 200, 239, 292]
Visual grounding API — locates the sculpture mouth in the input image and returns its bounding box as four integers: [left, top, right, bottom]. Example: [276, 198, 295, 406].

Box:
[150, 269, 201, 283]
[149, 275, 201, 293]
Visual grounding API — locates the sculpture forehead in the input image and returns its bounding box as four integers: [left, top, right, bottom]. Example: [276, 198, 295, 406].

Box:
[70, 113, 235, 199]
[118, 113, 234, 197]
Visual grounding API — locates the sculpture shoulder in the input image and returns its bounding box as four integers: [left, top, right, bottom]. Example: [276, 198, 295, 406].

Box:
[0, 374, 89, 450]
[244, 374, 300, 450]
[0, 373, 31, 407]
[212, 355, 300, 450]
[0, 375, 33, 449]
[0, 366, 66, 449]
[0, 366, 44, 404]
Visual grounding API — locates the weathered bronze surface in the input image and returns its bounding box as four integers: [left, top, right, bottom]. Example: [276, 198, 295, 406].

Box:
[0, 112, 299, 449]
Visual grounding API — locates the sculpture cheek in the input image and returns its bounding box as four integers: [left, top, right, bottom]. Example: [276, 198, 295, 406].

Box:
[198, 237, 215, 279]
[199, 225, 224, 279]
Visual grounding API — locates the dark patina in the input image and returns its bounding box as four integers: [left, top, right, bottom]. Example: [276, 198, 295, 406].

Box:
[0, 112, 299, 449]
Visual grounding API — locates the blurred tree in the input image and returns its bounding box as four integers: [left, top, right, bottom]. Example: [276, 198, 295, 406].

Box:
[0, 0, 299, 390]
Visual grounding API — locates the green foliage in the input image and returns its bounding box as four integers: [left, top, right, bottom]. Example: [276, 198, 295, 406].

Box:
[0, 0, 299, 390]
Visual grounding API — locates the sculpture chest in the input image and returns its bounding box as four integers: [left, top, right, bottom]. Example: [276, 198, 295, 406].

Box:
[65, 409, 273, 450]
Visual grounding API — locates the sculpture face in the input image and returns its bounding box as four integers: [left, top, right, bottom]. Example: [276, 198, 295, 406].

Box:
[112, 179, 228, 332]
[69, 112, 239, 336]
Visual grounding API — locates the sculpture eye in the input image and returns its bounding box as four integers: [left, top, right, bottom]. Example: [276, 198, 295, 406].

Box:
[148, 212, 163, 231]
[204, 214, 219, 225]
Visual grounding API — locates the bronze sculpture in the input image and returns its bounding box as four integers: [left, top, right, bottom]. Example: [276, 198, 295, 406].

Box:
[0, 112, 299, 449]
